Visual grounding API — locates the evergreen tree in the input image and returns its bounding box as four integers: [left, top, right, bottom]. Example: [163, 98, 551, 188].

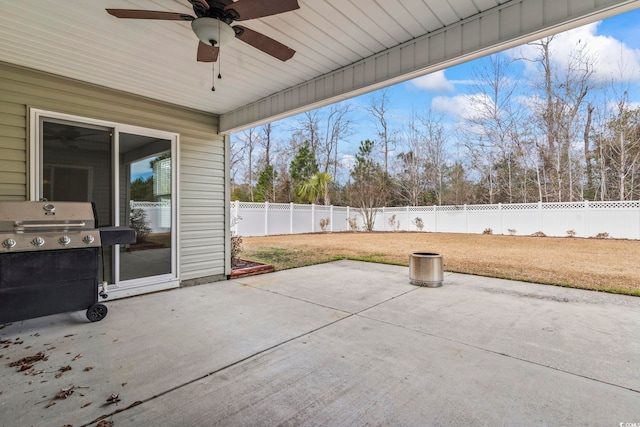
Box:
[130, 176, 154, 201]
[289, 141, 319, 202]
[255, 165, 278, 202]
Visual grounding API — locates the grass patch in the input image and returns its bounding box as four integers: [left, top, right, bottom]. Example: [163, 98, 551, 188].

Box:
[243, 247, 342, 271]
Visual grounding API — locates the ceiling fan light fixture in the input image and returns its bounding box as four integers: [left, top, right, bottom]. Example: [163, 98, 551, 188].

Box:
[191, 17, 234, 46]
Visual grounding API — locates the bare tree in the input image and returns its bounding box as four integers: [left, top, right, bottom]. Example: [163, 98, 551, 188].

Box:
[419, 110, 448, 205]
[349, 139, 388, 230]
[319, 102, 354, 176]
[294, 110, 320, 156]
[464, 54, 523, 203]
[525, 36, 594, 201]
[234, 127, 261, 201]
[394, 112, 426, 206]
[260, 123, 275, 167]
[367, 89, 396, 174]
[597, 97, 640, 200]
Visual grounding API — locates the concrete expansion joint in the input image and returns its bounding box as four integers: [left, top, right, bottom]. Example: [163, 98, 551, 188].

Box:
[357, 315, 640, 396]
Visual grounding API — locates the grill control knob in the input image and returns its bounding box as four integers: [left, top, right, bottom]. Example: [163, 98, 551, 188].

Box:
[59, 235, 71, 246]
[83, 235, 95, 245]
[32, 236, 45, 247]
[2, 238, 16, 249]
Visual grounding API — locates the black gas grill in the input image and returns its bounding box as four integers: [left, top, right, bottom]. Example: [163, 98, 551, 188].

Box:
[0, 201, 135, 323]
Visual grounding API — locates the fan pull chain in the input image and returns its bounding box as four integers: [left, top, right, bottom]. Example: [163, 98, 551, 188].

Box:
[211, 61, 216, 92]
[218, 18, 222, 79]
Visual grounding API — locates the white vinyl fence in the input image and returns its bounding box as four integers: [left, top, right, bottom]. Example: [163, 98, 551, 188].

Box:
[231, 200, 640, 239]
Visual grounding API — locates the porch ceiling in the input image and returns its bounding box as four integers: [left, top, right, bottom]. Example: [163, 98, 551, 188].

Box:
[1, 0, 639, 134]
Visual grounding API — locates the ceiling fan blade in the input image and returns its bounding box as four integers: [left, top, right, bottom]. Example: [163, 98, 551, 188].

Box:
[224, 0, 299, 21]
[197, 41, 219, 62]
[187, 0, 210, 10]
[106, 9, 194, 21]
[234, 26, 295, 61]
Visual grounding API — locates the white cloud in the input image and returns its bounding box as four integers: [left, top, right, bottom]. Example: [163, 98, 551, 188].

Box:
[409, 70, 455, 93]
[431, 93, 494, 121]
[510, 22, 640, 83]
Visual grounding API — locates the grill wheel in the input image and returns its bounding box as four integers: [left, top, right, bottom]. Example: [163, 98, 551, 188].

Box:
[86, 303, 108, 322]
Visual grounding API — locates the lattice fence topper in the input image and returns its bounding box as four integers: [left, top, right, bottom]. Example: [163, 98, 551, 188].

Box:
[292, 204, 312, 211]
[502, 203, 540, 210]
[238, 202, 265, 209]
[130, 200, 170, 208]
[542, 202, 588, 210]
[435, 205, 465, 212]
[384, 207, 407, 213]
[589, 201, 640, 209]
[268, 203, 292, 211]
[466, 205, 499, 211]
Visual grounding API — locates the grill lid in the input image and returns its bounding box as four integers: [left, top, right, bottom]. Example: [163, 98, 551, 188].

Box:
[0, 201, 97, 230]
[0, 201, 101, 252]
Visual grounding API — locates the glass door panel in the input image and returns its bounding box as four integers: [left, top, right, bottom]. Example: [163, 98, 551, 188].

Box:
[41, 119, 114, 283]
[118, 133, 172, 281]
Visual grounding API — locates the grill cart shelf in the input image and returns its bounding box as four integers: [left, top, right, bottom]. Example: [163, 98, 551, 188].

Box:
[0, 201, 135, 324]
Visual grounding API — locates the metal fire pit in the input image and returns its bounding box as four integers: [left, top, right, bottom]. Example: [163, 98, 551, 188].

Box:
[0, 201, 135, 323]
[409, 252, 443, 287]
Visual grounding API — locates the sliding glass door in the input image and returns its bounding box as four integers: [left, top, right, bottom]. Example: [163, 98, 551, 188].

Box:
[34, 111, 177, 295]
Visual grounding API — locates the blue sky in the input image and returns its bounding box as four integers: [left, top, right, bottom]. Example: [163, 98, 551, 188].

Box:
[131, 157, 155, 181]
[239, 7, 640, 182]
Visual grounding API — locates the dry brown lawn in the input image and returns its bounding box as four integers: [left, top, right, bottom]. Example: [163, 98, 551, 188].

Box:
[242, 232, 640, 296]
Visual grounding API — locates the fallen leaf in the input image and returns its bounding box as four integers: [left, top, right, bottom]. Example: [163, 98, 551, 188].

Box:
[56, 366, 72, 377]
[83, 366, 94, 372]
[8, 351, 46, 369]
[72, 354, 83, 361]
[44, 401, 56, 408]
[96, 421, 114, 427]
[106, 393, 121, 405]
[54, 386, 75, 400]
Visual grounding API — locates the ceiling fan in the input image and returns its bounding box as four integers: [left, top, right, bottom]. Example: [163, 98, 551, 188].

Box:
[106, 0, 298, 63]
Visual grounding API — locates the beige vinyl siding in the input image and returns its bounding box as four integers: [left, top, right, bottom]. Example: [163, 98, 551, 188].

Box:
[0, 61, 226, 282]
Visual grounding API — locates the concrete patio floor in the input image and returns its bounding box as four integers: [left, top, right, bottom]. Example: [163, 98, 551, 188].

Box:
[0, 260, 638, 426]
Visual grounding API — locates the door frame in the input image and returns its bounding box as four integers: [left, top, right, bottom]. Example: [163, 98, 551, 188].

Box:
[29, 108, 180, 299]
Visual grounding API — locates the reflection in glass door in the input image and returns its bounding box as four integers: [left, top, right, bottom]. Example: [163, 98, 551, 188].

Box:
[119, 133, 172, 281]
